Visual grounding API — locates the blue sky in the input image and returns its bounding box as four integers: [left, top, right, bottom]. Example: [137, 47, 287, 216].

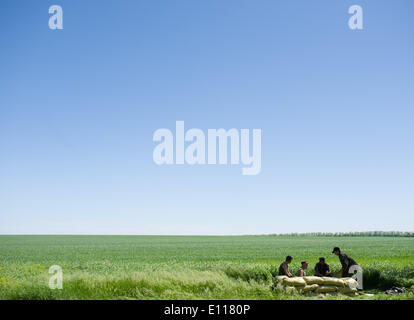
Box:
[1, 0, 413, 234]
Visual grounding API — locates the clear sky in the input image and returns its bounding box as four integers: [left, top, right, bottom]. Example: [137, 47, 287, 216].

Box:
[1, 0, 413, 235]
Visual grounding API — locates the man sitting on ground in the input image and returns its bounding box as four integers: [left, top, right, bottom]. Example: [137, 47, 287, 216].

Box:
[297, 261, 309, 277]
[278, 256, 293, 277]
[314, 257, 332, 277]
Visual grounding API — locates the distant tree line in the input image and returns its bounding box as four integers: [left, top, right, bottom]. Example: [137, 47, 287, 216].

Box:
[268, 231, 414, 237]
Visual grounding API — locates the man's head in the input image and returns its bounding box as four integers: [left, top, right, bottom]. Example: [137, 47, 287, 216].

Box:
[332, 247, 341, 256]
[286, 256, 293, 264]
[319, 257, 326, 265]
[301, 261, 309, 269]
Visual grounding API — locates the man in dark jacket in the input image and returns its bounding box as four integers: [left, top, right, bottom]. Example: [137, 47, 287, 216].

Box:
[314, 257, 332, 277]
[332, 247, 358, 277]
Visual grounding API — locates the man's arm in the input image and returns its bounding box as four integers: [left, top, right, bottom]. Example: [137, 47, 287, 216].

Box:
[283, 264, 292, 277]
[343, 259, 349, 271]
[326, 264, 332, 275]
[339, 255, 349, 276]
[314, 265, 321, 276]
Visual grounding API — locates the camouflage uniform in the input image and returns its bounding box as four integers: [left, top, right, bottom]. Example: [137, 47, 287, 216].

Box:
[339, 253, 358, 277]
[278, 262, 290, 276]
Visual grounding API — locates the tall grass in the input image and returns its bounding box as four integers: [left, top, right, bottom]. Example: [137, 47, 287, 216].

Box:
[1, 235, 413, 300]
[1, 263, 413, 300]
[0, 270, 278, 300]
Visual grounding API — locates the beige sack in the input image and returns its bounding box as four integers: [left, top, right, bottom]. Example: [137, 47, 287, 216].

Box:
[315, 286, 338, 293]
[283, 277, 306, 287]
[303, 276, 325, 285]
[302, 284, 319, 293]
[276, 275, 288, 283]
[343, 278, 358, 289]
[338, 287, 357, 294]
[321, 277, 345, 287]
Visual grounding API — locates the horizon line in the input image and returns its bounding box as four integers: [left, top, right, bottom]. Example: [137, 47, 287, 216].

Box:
[0, 230, 413, 237]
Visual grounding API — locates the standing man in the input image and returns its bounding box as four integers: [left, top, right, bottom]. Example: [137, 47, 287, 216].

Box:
[297, 261, 309, 277]
[278, 256, 293, 277]
[332, 247, 358, 277]
[314, 257, 332, 277]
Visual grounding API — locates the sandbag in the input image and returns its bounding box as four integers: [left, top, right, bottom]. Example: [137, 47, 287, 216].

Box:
[276, 275, 288, 282]
[303, 276, 325, 285]
[343, 278, 358, 289]
[302, 284, 319, 293]
[321, 277, 345, 287]
[275, 275, 358, 296]
[315, 286, 337, 293]
[283, 277, 306, 287]
[338, 287, 357, 294]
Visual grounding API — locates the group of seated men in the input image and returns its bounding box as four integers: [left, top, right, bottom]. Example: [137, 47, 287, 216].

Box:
[278, 247, 358, 278]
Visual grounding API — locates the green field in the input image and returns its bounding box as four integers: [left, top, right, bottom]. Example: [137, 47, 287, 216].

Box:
[0, 235, 413, 300]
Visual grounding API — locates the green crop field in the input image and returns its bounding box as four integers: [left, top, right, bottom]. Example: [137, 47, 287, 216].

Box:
[0, 235, 413, 300]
